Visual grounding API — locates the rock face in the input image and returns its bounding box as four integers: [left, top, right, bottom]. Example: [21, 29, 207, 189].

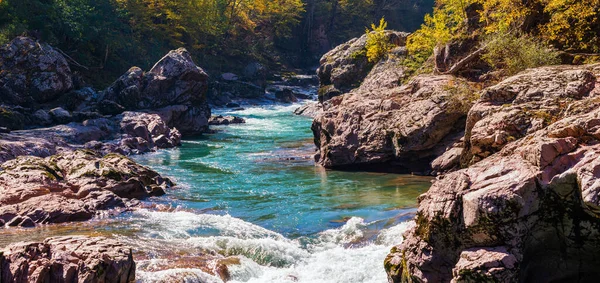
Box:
[386, 64, 600, 282]
[313, 55, 476, 173]
[317, 31, 408, 102]
[102, 48, 211, 134]
[0, 150, 173, 227]
[0, 37, 73, 106]
[1, 236, 135, 282]
[462, 65, 597, 166]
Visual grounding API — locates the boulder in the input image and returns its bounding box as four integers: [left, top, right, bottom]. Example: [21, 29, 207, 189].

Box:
[1, 236, 135, 282]
[49, 107, 72, 124]
[221, 73, 239, 81]
[312, 55, 476, 173]
[208, 115, 246, 126]
[275, 88, 298, 103]
[386, 64, 600, 282]
[317, 31, 408, 102]
[101, 48, 210, 134]
[0, 37, 73, 106]
[0, 150, 173, 227]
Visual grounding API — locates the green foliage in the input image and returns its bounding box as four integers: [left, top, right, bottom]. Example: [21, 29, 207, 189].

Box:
[365, 18, 392, 63]
[402, 0, 599, 77]
[481, 33, 561, 75]
[0, 0, 306, 87]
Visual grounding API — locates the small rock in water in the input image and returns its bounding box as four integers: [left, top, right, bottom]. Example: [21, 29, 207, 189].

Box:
[209, 115, 246, 126]
[226, 102, 241, 108]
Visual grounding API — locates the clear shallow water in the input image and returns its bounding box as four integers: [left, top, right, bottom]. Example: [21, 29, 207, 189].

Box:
[0, 102, 432, 283]
[129, 103, 432, 282]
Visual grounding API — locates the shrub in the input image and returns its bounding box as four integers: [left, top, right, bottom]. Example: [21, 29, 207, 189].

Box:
[365, 17, 393, 63]
[481, 33, 561, 75]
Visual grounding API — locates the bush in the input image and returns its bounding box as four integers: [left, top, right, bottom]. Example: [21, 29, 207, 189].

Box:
[481, 33, 561, 75]
[365, 17, 393, 63]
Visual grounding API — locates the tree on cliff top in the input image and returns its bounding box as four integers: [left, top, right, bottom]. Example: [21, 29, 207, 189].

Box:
[365, 17, 393, 63]
[403, 0, 600, 77]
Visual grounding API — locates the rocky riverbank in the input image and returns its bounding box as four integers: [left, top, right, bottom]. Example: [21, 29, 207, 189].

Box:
[384, 64, 600, 282]
[310, 32, 600, 282]
[0, 36, 214, 282]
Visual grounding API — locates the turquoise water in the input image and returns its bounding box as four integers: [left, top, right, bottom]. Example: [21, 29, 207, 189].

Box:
[127, 103, 432, 282]
[0, 102, 431, 282]
[133, 104, 429, 238]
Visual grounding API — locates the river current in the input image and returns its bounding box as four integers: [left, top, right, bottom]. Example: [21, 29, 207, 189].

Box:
[0, 101, 432, 283]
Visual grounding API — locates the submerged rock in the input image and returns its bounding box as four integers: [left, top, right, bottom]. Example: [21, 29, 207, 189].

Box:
[0, 236, 135, 282]
[386, 64, 600, 282]
[0, 150, 173, 227]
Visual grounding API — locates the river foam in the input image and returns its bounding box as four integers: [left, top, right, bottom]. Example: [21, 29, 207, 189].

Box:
[134, 210, 413, 283]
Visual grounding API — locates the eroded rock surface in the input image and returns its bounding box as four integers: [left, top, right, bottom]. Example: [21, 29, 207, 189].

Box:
[0, 150, 173, 227]
[313, 55, 476, 173]
[0, 236, 135, 282]
[317, 31, 408, 102]
[386, 64, 600, 282]
[462, 65, 597, 166]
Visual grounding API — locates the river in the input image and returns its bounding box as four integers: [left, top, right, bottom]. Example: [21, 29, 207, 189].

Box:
[0, 101, 432, 283]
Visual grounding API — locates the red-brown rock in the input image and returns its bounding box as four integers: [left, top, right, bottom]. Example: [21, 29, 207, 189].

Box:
[0, 236, 135, 282]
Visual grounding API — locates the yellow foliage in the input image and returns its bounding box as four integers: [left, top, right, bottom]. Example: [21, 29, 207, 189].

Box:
[541, 0, 600, 52]
[365, 17, 392, 63]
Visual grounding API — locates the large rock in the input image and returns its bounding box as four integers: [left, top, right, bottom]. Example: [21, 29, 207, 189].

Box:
[386, 64, 600, 282]
[317, 31, 408, 102]
[101, 48, 210, 134]
[0, 37, 73, 106]
[0, 150, 173, 227]
[1, 236, 135, 282]
[462, 65, 597, 166]
[312, 55, 476, 173]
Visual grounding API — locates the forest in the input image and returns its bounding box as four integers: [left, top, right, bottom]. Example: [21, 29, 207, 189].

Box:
[0, 0, 433, 86]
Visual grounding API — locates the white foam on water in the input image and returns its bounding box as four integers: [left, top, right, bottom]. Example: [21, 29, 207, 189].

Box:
[184, 236, 310, 267]
[376, 221, 415, 246]
[225, 218, 414, 283]
[131, 210, 413, 283]
[131, 210, 286, 240]
[313, 217, 367, 249]
[137, 268, 224, 283]
[226, 103, 304, 117]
